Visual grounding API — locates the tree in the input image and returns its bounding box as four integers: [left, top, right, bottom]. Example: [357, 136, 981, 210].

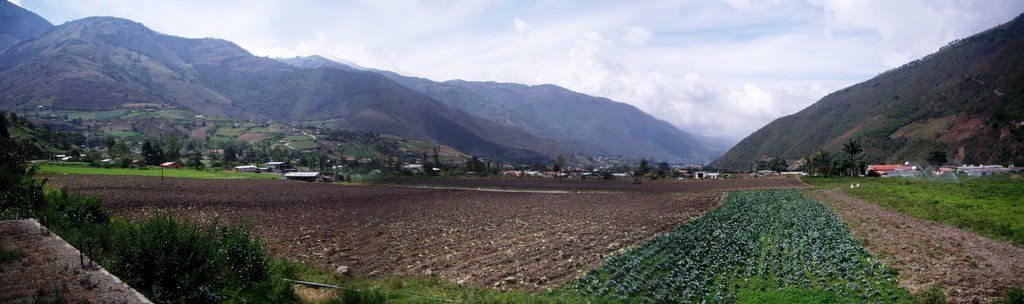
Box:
[553, 155, 565, 172]
[770, 158, 788, 172]
[807, 150, 832, 176]
[637, 159, 650, 177]
[841, 139, 863, 176]
[0, 113, 46, 218]
[653, 162, 671, 180]
[109, 140, 130, 159]
[141, 140, 163, 165]
[927, 150, 947, 167]
[0, 113, 10, 138]
[223, 145, 237, 164]
[187, 152, 205, 170]
[104, 136, 117, 151]
[164, 136, 180, 162]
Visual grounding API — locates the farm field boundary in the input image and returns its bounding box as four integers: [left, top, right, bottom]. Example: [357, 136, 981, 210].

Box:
[38, 163, 279, 180]
[377, 176, 811, 192]
[808, 189, 1024, 303]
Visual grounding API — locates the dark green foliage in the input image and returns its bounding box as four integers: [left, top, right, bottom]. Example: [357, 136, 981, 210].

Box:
[574, 190, 910, 303]
[187, 151, 204, 170]
[806, 150, 832, 176]
[841, 139, 864, 176]
[755, 158, 788, 172]
[736, 286, 857, 304]
[223, 144, 237, 163]
[163, 136, 180, 162]
[928, 150, 948, 166]
[999, 287, 1024, 304]
[0, 112, 46, 220]
[108, 215, 270, 303]
[141, 140, 163, 165]
[636, 158, 649, 177]
[340, 288, 388, 304]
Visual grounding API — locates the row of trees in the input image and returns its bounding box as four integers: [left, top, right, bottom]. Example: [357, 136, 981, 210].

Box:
[804, 139, 952, 176]
[806, 139, 864, 176]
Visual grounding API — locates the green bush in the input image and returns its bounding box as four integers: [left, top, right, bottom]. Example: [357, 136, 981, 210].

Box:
[108, 215, 271, 303]
[35, 189, 289, 303]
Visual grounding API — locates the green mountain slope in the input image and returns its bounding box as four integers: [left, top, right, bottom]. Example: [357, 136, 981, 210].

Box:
[0, 17, 562, 162]
[712, 13, 1024, 171]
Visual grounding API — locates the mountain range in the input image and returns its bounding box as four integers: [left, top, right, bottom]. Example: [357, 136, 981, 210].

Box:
[0, 1, 720, 164]
[712, 13, 1024, 171]
[280, 55, 719, 163]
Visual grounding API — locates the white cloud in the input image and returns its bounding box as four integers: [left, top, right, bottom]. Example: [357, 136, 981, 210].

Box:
[514, 17, 529, 34]
[623, 26, 653, 46]
[808, 0, 1024, 68]
[9, 0, 21, 6]
[722, 0, 783, 11]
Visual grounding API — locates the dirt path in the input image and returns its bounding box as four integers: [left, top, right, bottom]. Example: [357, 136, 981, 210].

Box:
[809, 189, 1024, 303]
[0, 219, 150, 304]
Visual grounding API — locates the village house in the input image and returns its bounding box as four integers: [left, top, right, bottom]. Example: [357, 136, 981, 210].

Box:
[265, 161, 293, 173]
[160, 161, 183, 169]
[864, 164, 919, 177]
[284, 171, 321, 182]
[955, 164, 1017, 176]
[694, 171, 721, 179]
[234, 165, 259, 173]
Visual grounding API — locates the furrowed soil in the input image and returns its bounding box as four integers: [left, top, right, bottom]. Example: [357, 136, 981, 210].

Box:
[809, 189, 1024, 303]
[43, 175, 746, 291]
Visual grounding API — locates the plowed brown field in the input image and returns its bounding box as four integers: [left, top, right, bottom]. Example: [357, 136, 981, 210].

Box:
[44, 175, 806, 291]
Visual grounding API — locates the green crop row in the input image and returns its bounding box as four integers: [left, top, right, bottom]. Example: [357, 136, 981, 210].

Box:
[573, 190, 911, 303]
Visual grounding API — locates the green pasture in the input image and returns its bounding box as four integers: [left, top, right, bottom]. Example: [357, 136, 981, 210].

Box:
[38, 163, 279, 179]
[803, 174, 1024, 246]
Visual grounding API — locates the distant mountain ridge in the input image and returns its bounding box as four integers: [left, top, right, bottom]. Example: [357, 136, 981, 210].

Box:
[0, 16, 562, 162]
[711, 13, 1024, 171]
[0, 0, 52, 51]
[282, 56, 722, 164]
[2, 3, 722, 164]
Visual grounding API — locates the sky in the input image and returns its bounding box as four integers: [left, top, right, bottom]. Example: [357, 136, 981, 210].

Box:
[13, 0, 1024, 140]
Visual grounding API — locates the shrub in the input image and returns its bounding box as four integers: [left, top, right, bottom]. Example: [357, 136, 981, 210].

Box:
[108, 215, 271, 303]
